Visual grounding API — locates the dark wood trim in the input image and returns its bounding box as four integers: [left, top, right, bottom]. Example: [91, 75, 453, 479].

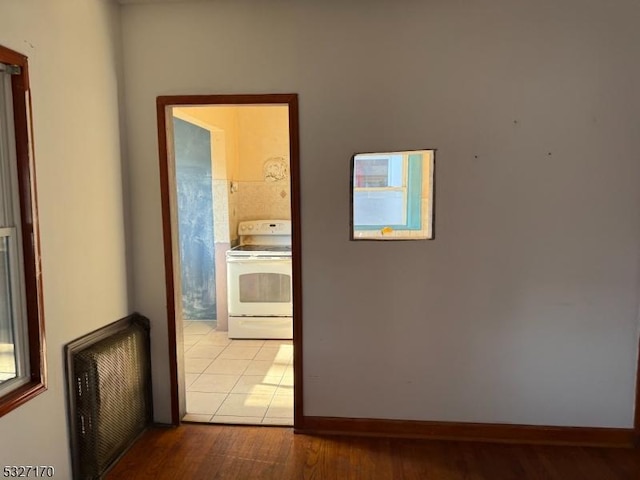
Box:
[156, 94, 302, 427]
[156, 97, 180, 425]
[156, 94, 298, 108]
[0, 45, 27, 68]
[297, 416, 635, 448]
[635, 333, 640, 445]
[13, 49, 46, 392]
[287, 96, 303, 428]
[430, 149, 437, 240]
[0, 45, 46, 417]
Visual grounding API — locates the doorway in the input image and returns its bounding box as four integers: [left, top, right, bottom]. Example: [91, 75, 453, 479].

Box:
[156, 94, 302, 427]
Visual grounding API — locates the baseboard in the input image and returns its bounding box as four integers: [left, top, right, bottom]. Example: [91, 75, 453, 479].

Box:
[296, 416, 636, 448]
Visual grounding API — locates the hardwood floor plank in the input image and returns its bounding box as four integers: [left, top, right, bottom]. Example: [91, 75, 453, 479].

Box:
[459, 443, 492, 480]
[511, 445, 553, 480]
[105, 425, 640, 480]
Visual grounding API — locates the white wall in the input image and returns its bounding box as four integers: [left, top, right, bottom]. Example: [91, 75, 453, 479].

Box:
[0, 0, 128, 475]
[121, 0, 640, 427]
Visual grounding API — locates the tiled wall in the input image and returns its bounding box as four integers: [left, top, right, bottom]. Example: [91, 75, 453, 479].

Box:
[213, 178, 292, 243]
[236, 180, 291, 224]
[213, 179, 231, 243]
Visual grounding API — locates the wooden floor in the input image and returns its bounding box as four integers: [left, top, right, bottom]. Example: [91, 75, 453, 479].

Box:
[106, 424, 640, 480]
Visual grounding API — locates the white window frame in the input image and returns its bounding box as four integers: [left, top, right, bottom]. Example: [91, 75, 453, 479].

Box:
[353, 154, 409, 226]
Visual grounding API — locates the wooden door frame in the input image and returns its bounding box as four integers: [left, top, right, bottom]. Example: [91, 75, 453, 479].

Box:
[156, 94, 302, 427]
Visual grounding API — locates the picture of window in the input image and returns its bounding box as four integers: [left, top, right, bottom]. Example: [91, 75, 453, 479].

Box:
[351, 149, 435, 240]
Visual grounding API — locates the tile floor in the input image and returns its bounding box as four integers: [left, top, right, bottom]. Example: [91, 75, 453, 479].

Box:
[182, 320, 293, 426]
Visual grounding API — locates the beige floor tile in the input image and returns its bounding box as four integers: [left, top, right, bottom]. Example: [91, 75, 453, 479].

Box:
[182, 332, 294, 423]
[244, 360, 287, 377]
[186, 392, 227, 415]
[261, 417, 294, 426]
[259, 339, 292, 347]
[185, 357, 214, 374]
[196, 332, 232, 346]
[219, 345, 261, 360]
[230, 339, 265, 347]
[264, 343, 293, 354]
[210, 415, 263, 425]
[274, 385, 293, 397]
[182, 413, 213, 423]
[185, 345, 226, 359]
[184, 322, 215, 334]
[252, 349, 277, 362]
[183, 334, 205, 347]
[197, 334, 231, 347]
[189, 374, 240, 394]
[280, 375, 294, 387]
[185, 373, 200, 388]
[254, 346, 293, 363]
[204, 358, 251, 375]
[231, 375, 281, 395]
[265, 394, 294, 418]
[216, 393, 272, 417]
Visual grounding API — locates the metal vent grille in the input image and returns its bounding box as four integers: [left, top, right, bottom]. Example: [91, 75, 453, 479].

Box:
[66, 314, 152, 480]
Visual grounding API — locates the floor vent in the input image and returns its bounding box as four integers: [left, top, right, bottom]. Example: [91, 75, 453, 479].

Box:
[65, 313, 153, 480]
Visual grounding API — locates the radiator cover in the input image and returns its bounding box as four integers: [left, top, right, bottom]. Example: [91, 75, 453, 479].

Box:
[65, 313, 152, 480]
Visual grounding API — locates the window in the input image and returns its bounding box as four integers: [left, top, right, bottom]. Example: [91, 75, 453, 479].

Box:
[351, 149, 435, 240]
[0, 45, 45, 417]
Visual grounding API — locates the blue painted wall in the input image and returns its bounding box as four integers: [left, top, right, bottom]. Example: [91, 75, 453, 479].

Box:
[173, 117, 216, 320]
